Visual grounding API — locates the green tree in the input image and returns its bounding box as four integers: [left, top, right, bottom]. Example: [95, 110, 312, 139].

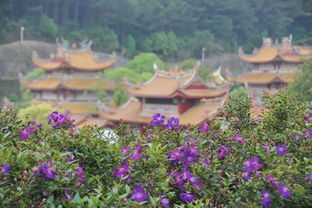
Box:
[198, 66, 213, 81]
[126, 53, 167, 74]
[25, 68, 45, 80]
[288, 59, 312, 102]
[125, 35, 136, 57]
[17, 103, 63, 128]
[21, 88, 34, 102]
[230, 86, 248, 100]
[180, 59, 197, 71]
[39, 15, 59, 39]
[112, 88, 128, 106]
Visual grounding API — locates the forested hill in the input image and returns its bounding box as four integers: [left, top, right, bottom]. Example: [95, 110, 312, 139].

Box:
[0, 0, 311, 60]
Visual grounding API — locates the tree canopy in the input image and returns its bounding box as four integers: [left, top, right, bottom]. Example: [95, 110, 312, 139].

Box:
[288, 59, 312, 102]
[0, 0, 311, 60]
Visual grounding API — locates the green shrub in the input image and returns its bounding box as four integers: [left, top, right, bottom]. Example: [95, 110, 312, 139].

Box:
[0, 90, 311, 207]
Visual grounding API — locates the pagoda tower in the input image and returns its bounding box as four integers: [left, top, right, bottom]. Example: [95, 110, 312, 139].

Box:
[235, 35, 312, 104]
[21, 38, 118, 116]
[99, 63, 230, 128]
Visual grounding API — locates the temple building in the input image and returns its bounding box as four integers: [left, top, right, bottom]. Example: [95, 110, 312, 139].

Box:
[21, 38, 118, 116]
[99, 64, 230, 127]
[235, 36, 312, 104]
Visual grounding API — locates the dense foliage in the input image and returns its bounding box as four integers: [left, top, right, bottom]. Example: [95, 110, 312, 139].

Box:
[0, 0, 311, 59]
[0, 91, 311, 207]
[104, 53, 167, 84]
[289, 59, 312, 102]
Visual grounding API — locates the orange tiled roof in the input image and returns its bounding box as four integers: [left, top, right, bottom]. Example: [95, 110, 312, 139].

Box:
[126, 68, 229, 98]
[100, 97, 226, 126]
[70, 114, 87, 125]
[76, 118, 108, 129]
[233, 72, 295, 84]
[239, 44, 312, 63]
[178, 88, 228, 98]
[32, 44, 115, 71]
[21, 78, 119, 91]
[20, 78, 60, 90]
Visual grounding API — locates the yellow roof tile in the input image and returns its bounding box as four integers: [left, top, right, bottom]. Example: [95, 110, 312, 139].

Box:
[233, 73, 295, 84]
[33, 45, 115, 71]
[100, 97, 226, 126]
[76, 118, 107, 129]
[126, 69, 228, 98]
[22, 78, 119, 91]
[239, 45, 312, 63]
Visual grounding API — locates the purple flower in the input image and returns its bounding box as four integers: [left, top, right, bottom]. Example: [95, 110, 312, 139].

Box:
[35, 163, 56, 180]
[203, 159, 211, 167]
[165, 117, 179, 130]
[20, 126, 34, 140]
[131, 185, 149, 202]
[304, 113, 312, 121]
[149, 113, 165, 126]
[180, 192, 196, 203]
[114, 163, 130, 178]
[260, 190, 272, 208]
[75, 177, 86, 184]
[192, 179, 204, 190]
[159, 195, 170, 208]
[265, 175, 278, 188]
[168, 145, 199, 165]
[64, 189, 73, 201]
[244, 157, 263, 173]
[255, 171, 262, 178]
[66, 156, 74, 162]
[121, 146, 131, 153]
[130, 146, 142, 161]
[168, 151, 183, 162]
[76, 167, 84, 178]
[304, 129, 312, 138]
[45, 168, 56, 180]
[199, 122, 210, 133]
[0, 164, 11, 174]
[275, 144, 288, 156]
[262, 144, 270, 153]
[233, 134, 245, 144]
[217, 145, 230, 159]
[306, 173, 312, 183]
[48, 111, 75, 129]
[278, 184, 291, 199]
[242, 172, 250, 181]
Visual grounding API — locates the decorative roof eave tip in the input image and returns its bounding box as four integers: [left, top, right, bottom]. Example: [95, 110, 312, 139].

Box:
[153, 62, 160, 74]
[238, 47, 245, 56]
[191, 60, 201, 75]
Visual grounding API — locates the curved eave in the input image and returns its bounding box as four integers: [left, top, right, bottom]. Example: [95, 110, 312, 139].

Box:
[32, 56, 63, 70]
[66, 59, 116, 71]
[234, 74, 295, 85]
[239, 52, 310, 64]
[126, 89, 228, 99]
[33, 55, 115, 71]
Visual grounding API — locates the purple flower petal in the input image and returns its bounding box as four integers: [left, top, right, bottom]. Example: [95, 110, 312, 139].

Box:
[159, 195, 170, 208]
[0, 164, 11, 174]
[180, 192, 196, 203]
[260, 190, 272, 208]
[278, 184, 291, 199]
[131, 185, 149, 202]
[275, 144, 288, 156]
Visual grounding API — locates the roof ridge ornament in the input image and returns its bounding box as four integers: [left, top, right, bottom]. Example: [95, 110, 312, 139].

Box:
[153, 62, 159, 71]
